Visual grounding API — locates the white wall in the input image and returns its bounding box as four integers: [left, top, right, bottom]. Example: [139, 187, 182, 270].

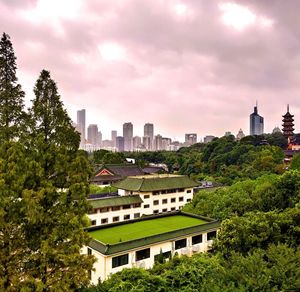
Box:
[88, 229, 217, 284]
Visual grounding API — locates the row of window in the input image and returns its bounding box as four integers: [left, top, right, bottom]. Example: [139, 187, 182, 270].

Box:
[111, 231, 217, 268]
[91, 203, 141, 214]
[143, 197, 190, 209]
[152, 188, 189, 195]
[91, 213, 141, 225]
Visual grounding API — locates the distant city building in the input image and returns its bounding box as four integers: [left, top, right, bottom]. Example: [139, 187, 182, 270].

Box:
[116, 136, 125, 152]
[185, 133, 197, 145]
[162, 137, 171, 150]
[144, 123, 154, 150]
[77, 109, 86, 147]
[154, 134, 163, 151]
[203, 135, 215, 143]
[123, 122, 133, 151]
[250, 103, 264, 135]
[87, 124, 98, 146]
[111, 130, 117, 147]
[97, 131, 102, 148]
[133, 136, 142, 149]
[236, 129, 245, 140]
[142, 136, 151, 150]
[224, 131, 232, 137]
[272, 126, 282, 134]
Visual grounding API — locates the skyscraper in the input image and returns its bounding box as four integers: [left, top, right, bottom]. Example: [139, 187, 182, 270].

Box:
[123, 122, 133, 151]
[185, 133, 197, 145]
[116, 136, 125, 152]
[111, 130, 117, 147]
[144, 123, 154, 150]
[250, 103, 264, 135]
[77, 109, 86, 147]
[87, 124, 98, 145]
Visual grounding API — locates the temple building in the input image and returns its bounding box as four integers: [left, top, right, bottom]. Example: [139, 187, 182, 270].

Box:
[282, 105, 295, 144]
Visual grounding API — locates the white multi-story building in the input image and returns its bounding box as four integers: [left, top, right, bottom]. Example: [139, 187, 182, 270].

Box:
[88, 174, 199, 226]
[85, 211, 220, 284]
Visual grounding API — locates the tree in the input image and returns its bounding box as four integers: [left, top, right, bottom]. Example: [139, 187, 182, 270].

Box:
[20, 70, 95, 290]
[0, 33, 26, 142]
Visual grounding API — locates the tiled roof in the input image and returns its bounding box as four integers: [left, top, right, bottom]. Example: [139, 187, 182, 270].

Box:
[112, 174, 199, 191]
[96, 164, 144, 177]
[88, 195, 143, 209]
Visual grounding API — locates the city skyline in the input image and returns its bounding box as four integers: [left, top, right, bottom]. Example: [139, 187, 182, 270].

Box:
[1, 1, 300, 138]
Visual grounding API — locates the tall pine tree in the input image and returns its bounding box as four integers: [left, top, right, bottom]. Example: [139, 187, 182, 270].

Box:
[22, 70, 94, 290]
[0, 33, 26, 142]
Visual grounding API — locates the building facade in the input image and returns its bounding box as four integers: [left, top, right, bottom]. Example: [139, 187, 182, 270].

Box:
[123, 122, 133, 151]
[77, 109, 86, 147]
[185, 133, 197, 145]
[250, 104, 264, 135]
[85, 212, 220, 284]
[87, 124, 98, 146]
[144, 123, 154, 150]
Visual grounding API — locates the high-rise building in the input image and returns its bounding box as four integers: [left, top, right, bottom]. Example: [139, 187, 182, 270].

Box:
[77, 109, 86, 146]
[116, 136, 125, 152]
[144, 123, 154, 150]
[97, 131, 102, 147]
[203, 135, 215, 143]
[185, 133, 197, 145]
[142, 136, 151, 150]
[123, 122, 133, 151]
[250, 104, 264, 135]
[272, 126, 281, 134]
[111, 130, 117, 147]
[133, 136, 142, 149]
[87, 124, 98, 146]
[154, 134, 163, 151]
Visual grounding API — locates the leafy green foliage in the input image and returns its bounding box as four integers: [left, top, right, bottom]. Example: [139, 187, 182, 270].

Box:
[0, 33, 26, 142]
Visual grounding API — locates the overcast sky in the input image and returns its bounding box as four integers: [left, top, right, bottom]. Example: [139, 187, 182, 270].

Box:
[1, 0, 300, 140]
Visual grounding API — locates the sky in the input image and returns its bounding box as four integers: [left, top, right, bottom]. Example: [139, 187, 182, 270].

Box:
[1, 0, 300, 141]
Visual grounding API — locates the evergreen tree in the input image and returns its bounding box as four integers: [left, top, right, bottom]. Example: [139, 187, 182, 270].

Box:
[0, 32, 26, 142]
[21, 70, 95, 290]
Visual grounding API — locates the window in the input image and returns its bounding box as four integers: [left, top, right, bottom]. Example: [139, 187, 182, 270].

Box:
[133, 203, 141, 208]
[91, 220, 96, 226]
[192, 235, 203, 245]
[134, 213, 140, 219]
[187, 198, 191, 202]
[153, 210, 159, 214]
[162, 199, 168, 204]
[162, 208, 168, 212]
[171, 207, 176, 211]
[124, 214, 130, 220]
[112, 254, 129, 268]
[101, 218, 108, 224]
[144, 204, 150, 208]
[207, 231, 217, 241]
[179, 197, 184, 202]
[187, 190, 192, 193]
[100, 207, 109, 213]
[153, 191, 160, 195]
[144, 195, 150, 199]
[112, 206, 120, 211]
[123, 205, 131, 209]
[154, 251, 171, 262]
[171, 198, 176, 203]
[113, 216, 119, 222]
[87, 248, 92, 255]
[136, 248, 150, 261]
[154, 200, 159, 205]
[177, 188, 184, 192]
[175, 238, 187, 250]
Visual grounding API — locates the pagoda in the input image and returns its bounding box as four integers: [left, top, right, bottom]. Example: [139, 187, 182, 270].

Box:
[282, 104, 295, 143]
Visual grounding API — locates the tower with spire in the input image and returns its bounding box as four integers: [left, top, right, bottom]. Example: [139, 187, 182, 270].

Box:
[249, 102, 264, 135]
[282, 104, 295, 144]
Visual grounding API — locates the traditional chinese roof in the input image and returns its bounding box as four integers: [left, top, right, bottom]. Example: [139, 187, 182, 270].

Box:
[112, 174, 199, 192]
[88, 195, 143, 209]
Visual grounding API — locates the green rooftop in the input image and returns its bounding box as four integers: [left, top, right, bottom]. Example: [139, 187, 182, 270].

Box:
[87, 212, 220, 255]
[112, 174, 199, 192]
[89, 195, 143, 209]
[89, 215, 206, 244]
